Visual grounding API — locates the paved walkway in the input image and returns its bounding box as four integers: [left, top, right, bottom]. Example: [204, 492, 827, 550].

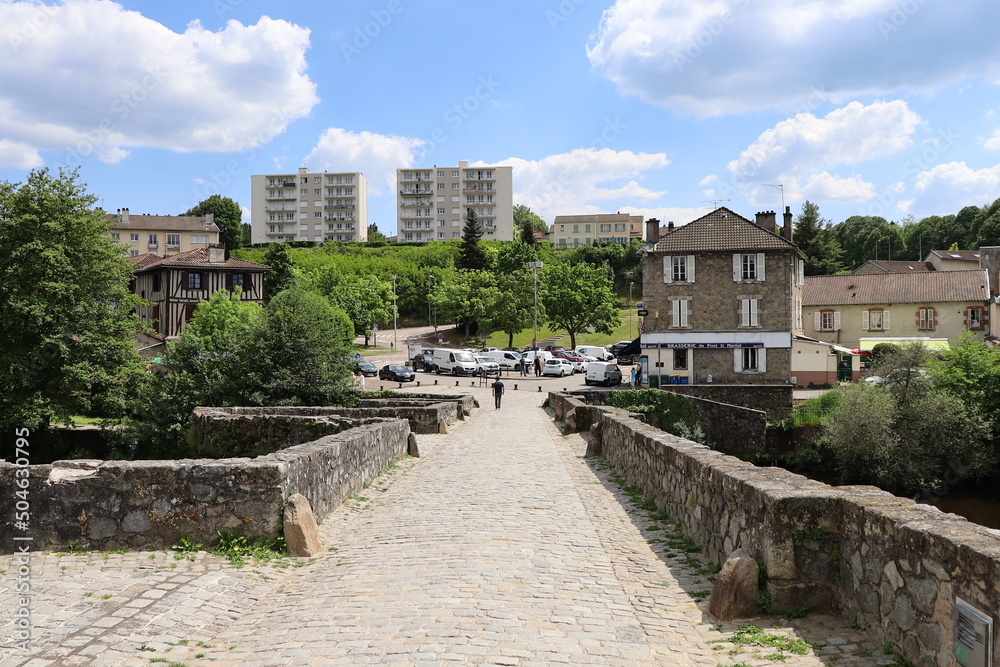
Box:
[2, 385, 889, 666]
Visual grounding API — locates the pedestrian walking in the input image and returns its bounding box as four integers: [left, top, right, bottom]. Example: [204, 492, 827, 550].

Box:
[491, 378, 505, 409]
[630, 367, 637, 388]
[534, 356, 542, 377]
[355, 370, 366, 391]
[635, 365, 643, 388]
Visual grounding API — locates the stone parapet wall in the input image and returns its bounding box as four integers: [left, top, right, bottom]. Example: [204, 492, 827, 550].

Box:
[0, 416, 410, 553]
[552, 392, 1000, 667]
[665, 384, 793, 414]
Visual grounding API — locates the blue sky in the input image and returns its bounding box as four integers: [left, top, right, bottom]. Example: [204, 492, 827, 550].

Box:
[2, 0, 1000, 240]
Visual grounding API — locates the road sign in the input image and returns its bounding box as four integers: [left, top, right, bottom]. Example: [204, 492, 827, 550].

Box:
[637, 308, 649, 316]
[636, 302, 644, 308]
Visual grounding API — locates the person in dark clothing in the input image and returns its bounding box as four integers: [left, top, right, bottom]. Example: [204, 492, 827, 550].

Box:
[534, 356, 542, 377]
[491, 379, 505, 409]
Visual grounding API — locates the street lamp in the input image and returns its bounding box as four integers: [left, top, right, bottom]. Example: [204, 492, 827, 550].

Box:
[428, 272, 436, 330]
[392, 274, 397, 352]
[629, 281, 635, 341]
[527, 261, 544, 350]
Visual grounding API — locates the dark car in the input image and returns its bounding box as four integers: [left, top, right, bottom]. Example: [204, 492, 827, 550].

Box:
[355, 360, 378, 377]
[544, 344, 565, 351]
[379, 364, 415, 382]
[411, 351, 436, 372]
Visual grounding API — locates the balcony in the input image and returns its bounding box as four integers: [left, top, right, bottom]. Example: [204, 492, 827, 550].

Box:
[400, 200, 433, 207]
[324, 204, 355, 210]
[463, 185, 494, 192]
[399, 188, 433, 195]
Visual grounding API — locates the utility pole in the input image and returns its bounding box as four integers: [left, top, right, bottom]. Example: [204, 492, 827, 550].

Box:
[527, 261, 544, 349]
[629, 281, 634, 341]
[392, 274, 397, 352]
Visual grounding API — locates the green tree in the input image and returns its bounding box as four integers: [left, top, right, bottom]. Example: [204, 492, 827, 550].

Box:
[262, 243, 296, 300]
[968, 197, 1000, 249]
[513, 204, 547, 234]
[793, 201, 844, 275]
[456, 208, 490, 271]
[430, 270, 499, 337]
[493, 271, 539, 347]
[184, 195, 244, 250]
[929, 331, 1000, 439]
[831, 216, 903, 269]
[0, 168, 146, 433]
[308, 268, 394, 346]
[541, 263, 621, 349]
[367, 223, 387, 244]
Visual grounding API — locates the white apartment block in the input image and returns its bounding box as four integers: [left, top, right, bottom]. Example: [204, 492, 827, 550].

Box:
[251, 168, 368, 245]
[396, 161, 513, 242]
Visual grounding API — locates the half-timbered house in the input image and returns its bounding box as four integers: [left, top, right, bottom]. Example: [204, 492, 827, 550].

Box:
[130, 245, 270, 338]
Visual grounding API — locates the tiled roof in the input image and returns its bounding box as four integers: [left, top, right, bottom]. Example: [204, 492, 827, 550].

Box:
[130, 248, 270, 273]
[553, 213, 643, 224]
[927, 249, 980, 262]
[651, 207, 801, 254]
[852, 260, 933, 274]
[803, 270, 988, 306]
[109, 214, 220, 233]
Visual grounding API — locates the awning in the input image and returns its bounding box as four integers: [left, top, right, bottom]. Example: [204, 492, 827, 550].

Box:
[857, 337, 950, 351]
[618, 337, 641, 356]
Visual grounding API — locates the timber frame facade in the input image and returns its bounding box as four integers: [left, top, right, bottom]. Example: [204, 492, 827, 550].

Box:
[130, 246, 270, 338]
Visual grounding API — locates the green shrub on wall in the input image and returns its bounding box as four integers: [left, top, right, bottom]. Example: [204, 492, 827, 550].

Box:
[605, 389, 704, 442]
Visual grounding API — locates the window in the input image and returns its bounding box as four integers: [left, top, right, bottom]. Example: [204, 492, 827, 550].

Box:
[111, 232, 120, 240]
[917, 307, 936, 330]
[740, 348, 760, 372]
[300, 189, 308, 195]
[573, 224, 579, 233]
[313, 177, 320, 183]
[438, 183, 445, 190]
[452, 170, 459, 177]
[670, 299, 690, 328]
[452, 183, 460, 190]
[314, 188, 321, 195]
[673, 349, 688, 371]
[228, 273, 246, 290]
[130, 250, 139, 256]
[437, 207, 445, 214]
[615, 223, 626, 232]
[740, 298, 760, 327]
[600, 224, 611, 232]
[130, 233, 139, 242]
[166, 234, 180, 248]
[148, 234, 158, 248]
[968, 307, 984, 330]
[864, 309, 889, 331]
[733, 253, 765, 281]
[664, 255, 695, 283]
[151, 274, 161, 292]
[815, 310, 840, 331]
[185, 272, 204, 290]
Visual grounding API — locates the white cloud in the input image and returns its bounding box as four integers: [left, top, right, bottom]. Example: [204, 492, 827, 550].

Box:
[797, 172, 876, 202]
[698, 174, 718, 187]
[483, 148, 669, 221]
[0, 1, 317, 168]
[587, 0, 1000, 116]
[304, 128, 425, 196]
[617, 205, 713, 227]
[986, 129, 1000, 150]
[913, 161, 1000, 211]
[728, 101, 921, 182]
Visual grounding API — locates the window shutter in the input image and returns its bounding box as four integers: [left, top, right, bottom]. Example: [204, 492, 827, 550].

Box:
[756, 253, 766, 281]
[834, 311, 841, 331]
[225, 273, 233, 290]
[733, 254, 741, 281]
[733, 349, 742, 372]
[671, 299, 680, 326]
[796, 258, 804, 286]
[741, 299, 750, 326]
[663, 256, 672, 283]
[758, 349, 767, 373]
[814, 312, 821, 330]
[680, 300, 690, 327]
[883, 310, 890, 330]
[687, 255, 696, 282]
[750, 299, 759, 327]
[862, 310, 870, 330]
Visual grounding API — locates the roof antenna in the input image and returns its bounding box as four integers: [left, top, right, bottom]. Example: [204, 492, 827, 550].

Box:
[763, 184, 784, 212]
[699, 199, 729, 209]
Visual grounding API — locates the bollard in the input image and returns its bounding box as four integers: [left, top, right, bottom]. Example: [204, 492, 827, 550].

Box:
[470, 381, 475, 387]
[455, 380, 459, 387]
[380, 385, 384, 391]
[514, 384, 517, 390]
[434, 379, 438, 385]
[538, 386, 542, 392]
[398, 383, 403, 389]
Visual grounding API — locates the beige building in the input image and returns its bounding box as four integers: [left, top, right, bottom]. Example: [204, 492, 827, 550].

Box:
[550, 213, 644, 248]
[250, 168, 368, 244]
[640, 207, 806, 387]
[396, 161, 513, 242]
[802, 270, 990, 351]
[109, 208, 219, 258]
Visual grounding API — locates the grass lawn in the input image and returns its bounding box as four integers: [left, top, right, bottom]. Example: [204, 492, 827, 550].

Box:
[57, 415, 108, 427]
[483, 310, 639, 350]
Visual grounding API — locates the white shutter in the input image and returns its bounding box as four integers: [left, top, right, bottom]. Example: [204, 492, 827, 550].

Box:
[734, 349, 742, 372]
[733, 254, 741, 281]
[680, 300, 690, 327]
[758, 348, 767, 373]
[687, 255, 696, 283]
[814, 312, 821, 330]
[796, 258, 805, 286]
[671, 299, 680, 327]
[663, 256, 672, 283]
[740, 299, 750, 326]
[834, 311, 841, 331]
[750, 299, 759, 327]
[883, 310, 890, 330]
[862, 310, 870, 330]
[756, 253, 766, 281]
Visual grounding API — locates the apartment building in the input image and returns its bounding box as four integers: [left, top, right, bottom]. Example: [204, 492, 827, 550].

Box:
[396, 160, 513, 242]
[550, 213, 644, 248]
[109, 208, 219, 257]
[250, 168, 368, 244]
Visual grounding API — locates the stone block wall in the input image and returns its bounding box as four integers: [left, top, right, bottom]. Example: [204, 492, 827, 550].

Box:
[554, 392, 1000, 667]
[666, 384, 793, 413]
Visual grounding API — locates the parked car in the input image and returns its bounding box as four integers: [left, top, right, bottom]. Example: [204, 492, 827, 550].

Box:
[863, 368, 929, 387]
[575, 345, 613, 361]
[560, 353, 588, 373]
[501, 346, 520, 352]
[544, 344, 566, 351]
[585, 361, 623, 386]
[378, 364, 415, 382]
[609, 340, 632, 356]
[484, 349, 523, 370]
[474, 355, 501, 375]
[480, 346, 499, 353]
[411, 351, 437, 372]
[432, 348, 478, 375]
[542, 358, 574, 377]
[355, 360, 378, 377]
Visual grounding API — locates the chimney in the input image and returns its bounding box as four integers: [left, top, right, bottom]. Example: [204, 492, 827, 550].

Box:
[207, 244, 226, 264]
[645, 218, 660, 245]
[783, 206, 793, 242]
[755, 210, 776, 233]
[121, 207, 129, 224]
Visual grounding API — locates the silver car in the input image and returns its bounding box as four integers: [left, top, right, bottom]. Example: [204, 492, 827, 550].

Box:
[542, 358, 574, 377]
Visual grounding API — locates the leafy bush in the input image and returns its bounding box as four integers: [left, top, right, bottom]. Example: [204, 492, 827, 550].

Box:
[605, 389, 703, 442]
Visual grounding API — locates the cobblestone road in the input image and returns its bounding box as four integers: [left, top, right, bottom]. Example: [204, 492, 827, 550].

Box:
[2, 382, 890, 666]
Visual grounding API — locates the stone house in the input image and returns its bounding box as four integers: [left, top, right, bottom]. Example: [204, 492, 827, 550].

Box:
[108, 208, 220, 258]
[802, 270, 990, 352]
[639, 207, 806, 387]
[130, 245, 270, 338]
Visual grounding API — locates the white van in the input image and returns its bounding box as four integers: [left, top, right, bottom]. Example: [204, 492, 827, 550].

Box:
[523, 350, 552, 368]
[575, 345, 613, 361]
[432, 348, 478, 376]
[585, 361, 623, 386]
[484, 350, 523, 370]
